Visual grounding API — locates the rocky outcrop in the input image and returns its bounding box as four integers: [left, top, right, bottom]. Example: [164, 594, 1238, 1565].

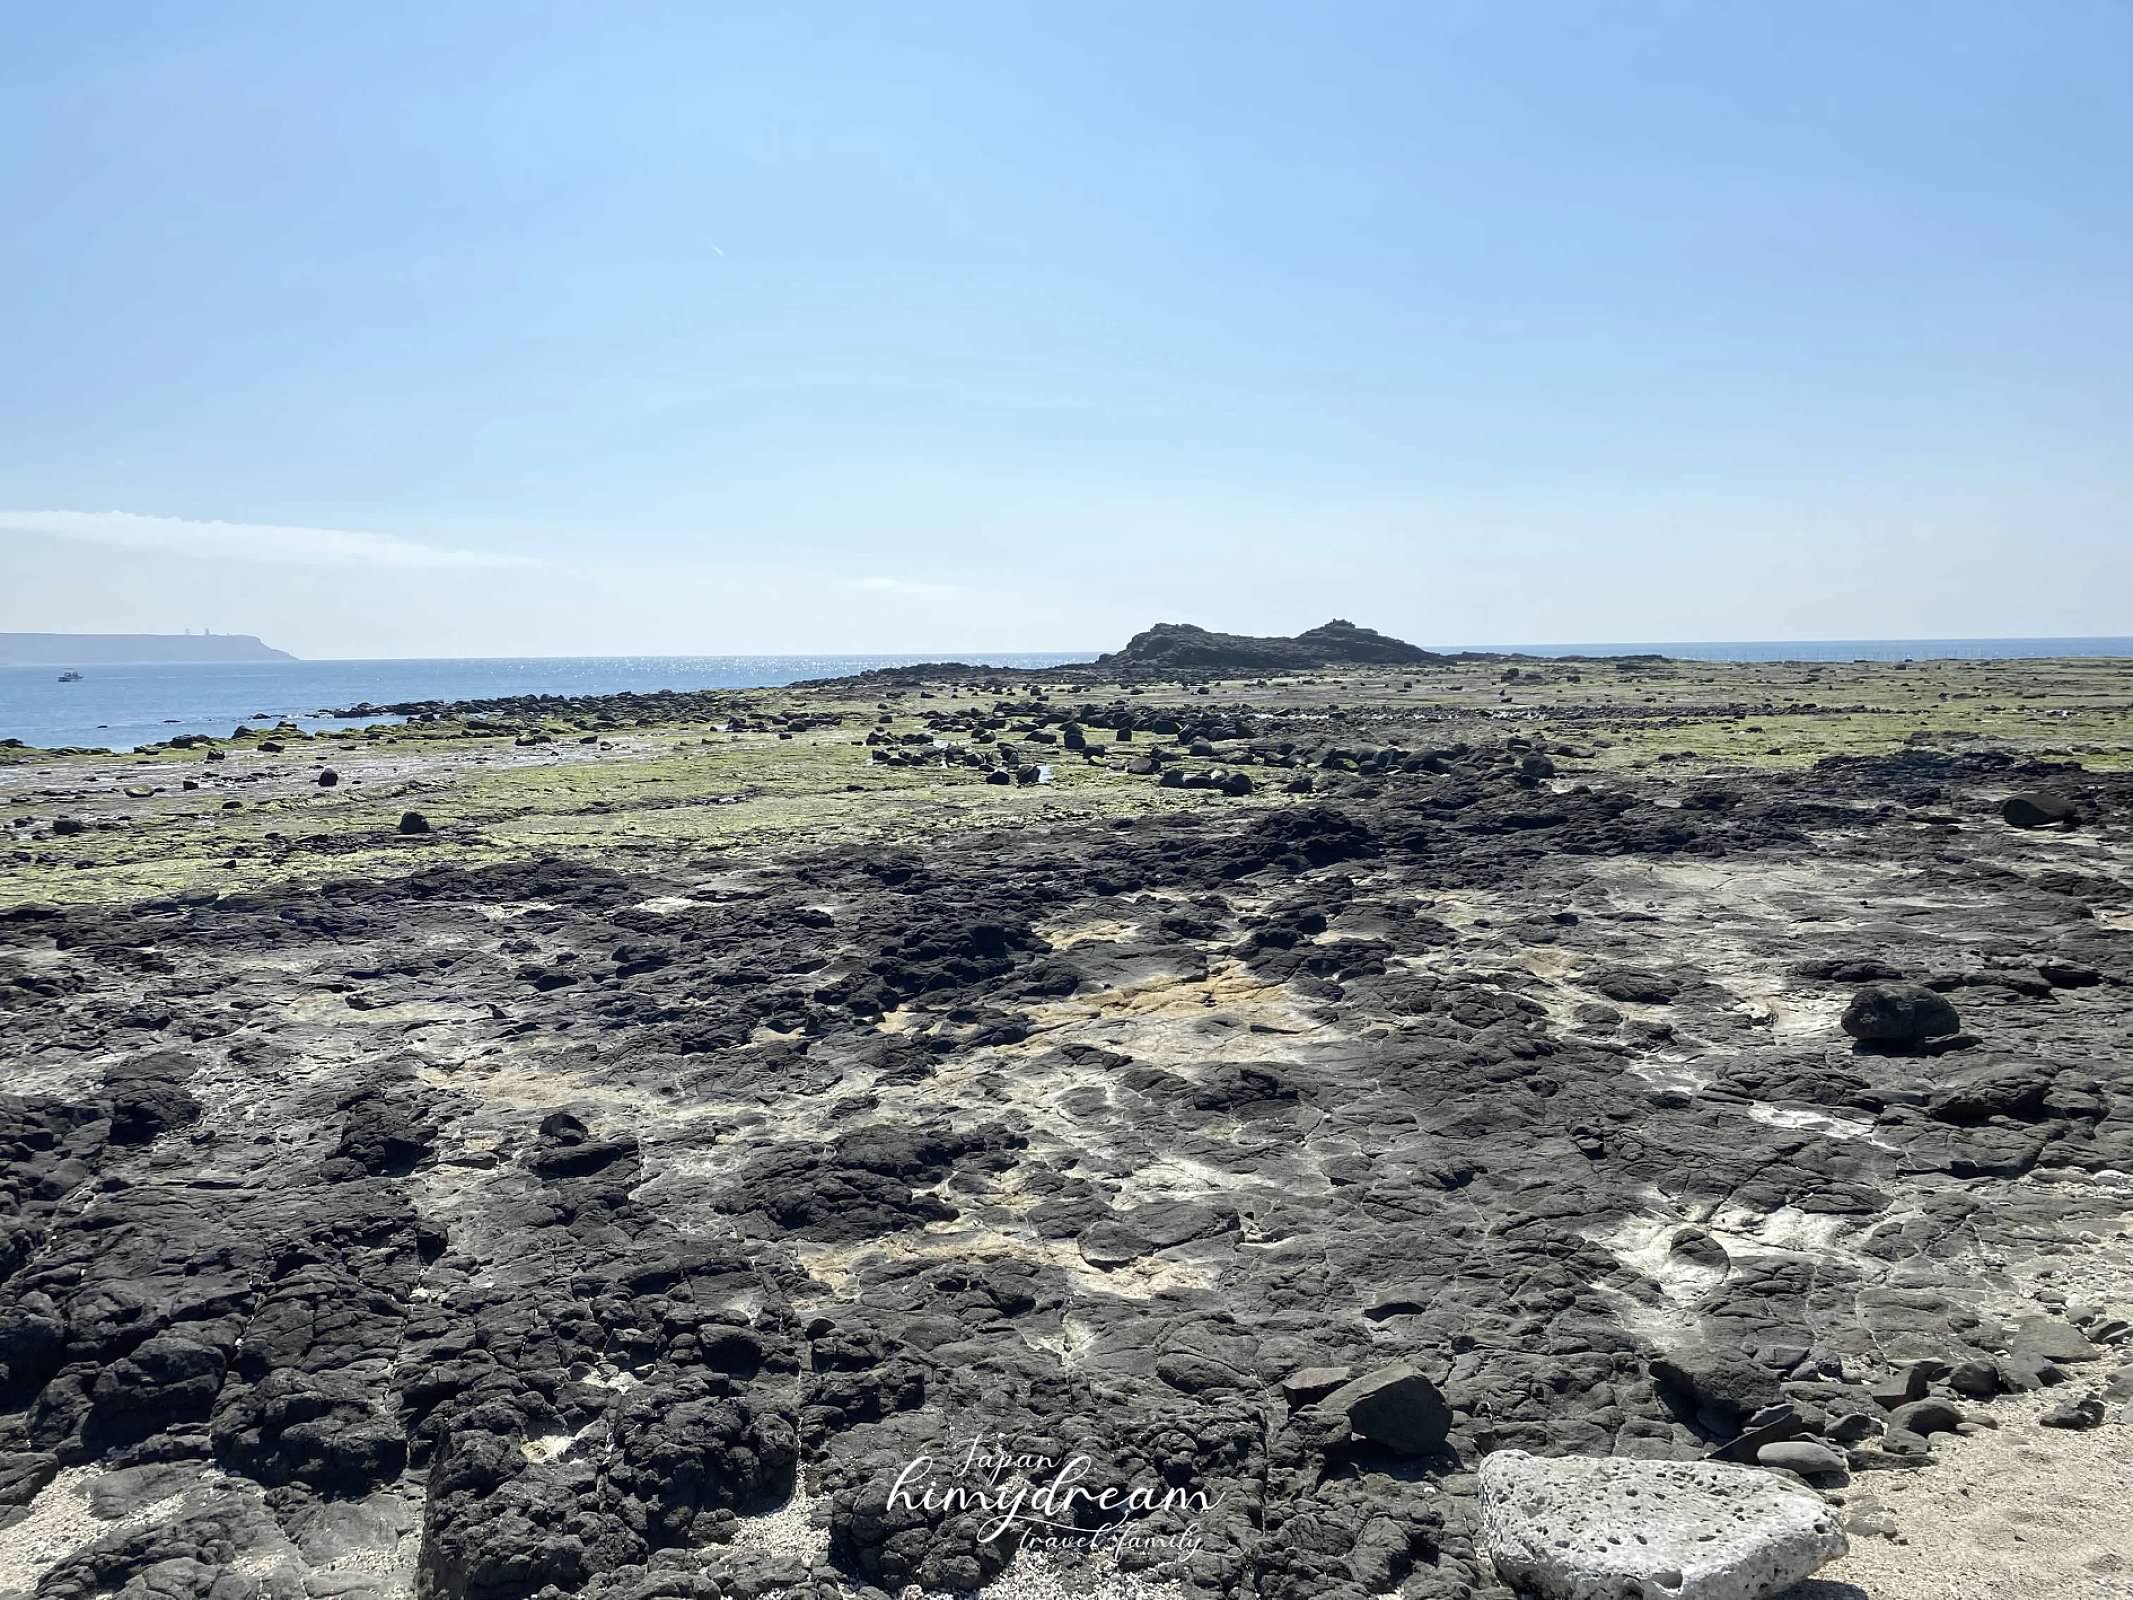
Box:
[1098, 618, 1439, 671]
[2, 728, 2131, 1597]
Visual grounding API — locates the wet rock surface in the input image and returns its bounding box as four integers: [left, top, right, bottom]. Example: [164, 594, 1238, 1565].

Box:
[1, 732, 2130, 1597]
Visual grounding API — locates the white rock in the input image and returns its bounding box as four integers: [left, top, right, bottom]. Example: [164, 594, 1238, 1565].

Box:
[1478, 1449, 1846, 1600]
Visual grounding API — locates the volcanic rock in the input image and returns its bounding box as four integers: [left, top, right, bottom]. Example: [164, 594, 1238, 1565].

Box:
[1098, 619, 1438, 671]
[1279, 1366, 1354, 1406]
[1593, 968, 1680, 1004]
[1995, 1352, 2066, 1391]
[1479, 1450, 1846, 1599]
[2039, 960, 2102, 988]
[1946, 1359, 2001, 1397]
[1883, 1399, 1962, 1440]
[2011, 1314, 2100, 1364]
[102, 1050, 202, 1145]
[10, 666, 2133, 1600]
[1312, 1364, 1452, 1455]
[1840, 983, 1961, 1044]
[2001, 791, 2080, 828]
[1755, 1440, 1846, 1476]
[1651, 1347, 1785, 1434]
[2039, 1395, 2106, 1429]
[1868, 1365, 1931, 1410]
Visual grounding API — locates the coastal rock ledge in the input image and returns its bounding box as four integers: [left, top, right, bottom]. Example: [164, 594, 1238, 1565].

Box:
[1479, 1449, 1847, 1600]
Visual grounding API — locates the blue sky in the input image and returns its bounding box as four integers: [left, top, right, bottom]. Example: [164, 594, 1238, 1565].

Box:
[2, 1, 2128, 656]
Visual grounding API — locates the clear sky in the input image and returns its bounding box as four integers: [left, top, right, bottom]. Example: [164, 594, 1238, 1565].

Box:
[2, 2, 2128, 658]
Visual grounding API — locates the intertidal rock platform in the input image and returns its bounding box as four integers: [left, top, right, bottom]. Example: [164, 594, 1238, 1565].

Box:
[1, 652, 2130, 1599]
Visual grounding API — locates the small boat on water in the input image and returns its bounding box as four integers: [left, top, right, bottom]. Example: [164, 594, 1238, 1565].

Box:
[57, 670, 82, 682]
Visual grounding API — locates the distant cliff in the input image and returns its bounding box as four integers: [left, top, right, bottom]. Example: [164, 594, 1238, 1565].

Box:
[1097, 619, 1439, 671]
[0, 632, 297, 665]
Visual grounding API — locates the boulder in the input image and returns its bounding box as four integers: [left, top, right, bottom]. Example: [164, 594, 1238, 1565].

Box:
[2011, 1314, 2100, 1364]
[1840, 983, 1960, 1044]
[1313, 1363, 1451, 1455]
[2039, 960, 2102, 989]
[1995, 1351, 2066, 1391]
[2001, 792, 2079, 829]
[2038, 1395, 2106, 1429]
[1651, 1347, 1783, 1433]
[1868, 1364, 1931, 1410]
[1826, 1411, 1880, 1444]
[1707, 1407, 1807, 1465]
[1479, 1450, 1846, 1600]
[398, 811, 432, 835]
[1669, 1229, 1730, 1272]
[1755, 1440, 1846, 1477]
[1884, 1399, 1962, 1439]
[1947, 1359, 2001, 1397]
[1879, 1428, 1935, 1459]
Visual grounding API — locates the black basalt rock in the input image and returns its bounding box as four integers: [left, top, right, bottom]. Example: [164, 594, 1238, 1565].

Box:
[2001, 791, 2080, 828]
[1841, 982, 1961, 1044]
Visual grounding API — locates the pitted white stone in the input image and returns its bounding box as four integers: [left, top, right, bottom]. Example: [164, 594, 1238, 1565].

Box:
[1478, 1449, 1847, 1600]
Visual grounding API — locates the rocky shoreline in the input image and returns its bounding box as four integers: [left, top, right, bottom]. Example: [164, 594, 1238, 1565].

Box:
[1, 657, 2129, 1600]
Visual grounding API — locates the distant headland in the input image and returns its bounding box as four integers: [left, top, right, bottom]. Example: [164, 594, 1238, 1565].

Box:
[0, 632, 297, 665]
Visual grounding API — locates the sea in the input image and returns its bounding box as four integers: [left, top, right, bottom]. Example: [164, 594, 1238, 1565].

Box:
[0, 654, 1094, 752]
[3, 639, 2129, 752]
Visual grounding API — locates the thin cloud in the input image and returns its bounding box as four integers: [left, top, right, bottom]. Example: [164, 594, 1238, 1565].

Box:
[0, 509, 536, 569]
[846, 575, 960, 597]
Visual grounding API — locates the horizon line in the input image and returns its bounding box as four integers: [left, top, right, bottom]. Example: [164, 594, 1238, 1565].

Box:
[10, 631, 2133, 667]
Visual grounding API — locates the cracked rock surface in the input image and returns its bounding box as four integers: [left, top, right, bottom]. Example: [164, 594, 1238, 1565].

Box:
[2, 737, 2131, 1599]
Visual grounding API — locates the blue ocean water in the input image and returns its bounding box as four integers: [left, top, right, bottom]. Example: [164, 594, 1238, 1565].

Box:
[3, 640, 2129, 751]
[1451, 637, 2133, 662]
[0, 654, 1095, 751]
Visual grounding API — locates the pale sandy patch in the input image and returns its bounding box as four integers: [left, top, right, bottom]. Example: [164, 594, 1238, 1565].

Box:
[1781, 1391, 2132, 1600]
